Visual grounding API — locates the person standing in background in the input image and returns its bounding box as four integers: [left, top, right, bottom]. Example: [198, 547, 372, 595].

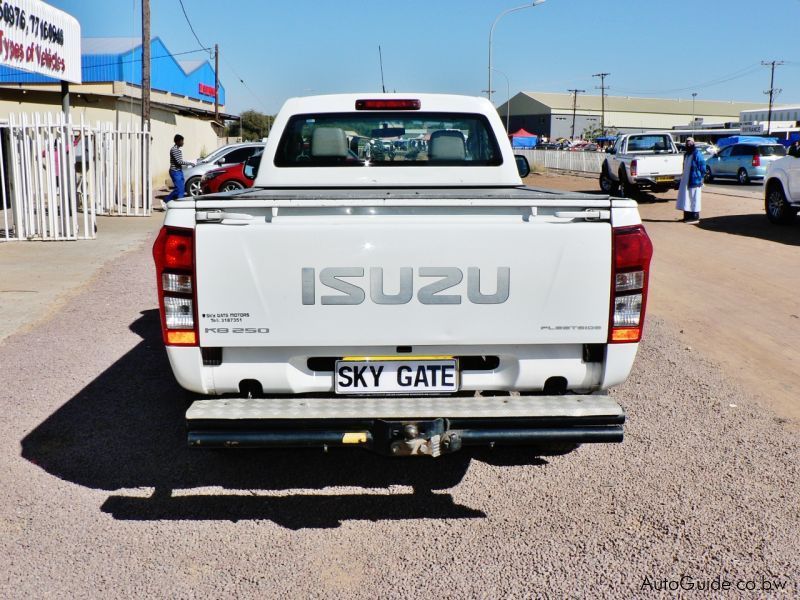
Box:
[676, 137, 706, 224]
[163, 134, 194, 208]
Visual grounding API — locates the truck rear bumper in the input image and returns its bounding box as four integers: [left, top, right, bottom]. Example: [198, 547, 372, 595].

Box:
[186, 394, 625, 456]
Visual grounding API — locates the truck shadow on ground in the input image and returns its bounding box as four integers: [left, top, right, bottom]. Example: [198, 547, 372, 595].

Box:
[697, 214, 800, 246]
[20, 310, 548, 529]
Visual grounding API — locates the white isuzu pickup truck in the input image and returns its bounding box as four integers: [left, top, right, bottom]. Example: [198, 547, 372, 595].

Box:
[153, 94, 653, 457]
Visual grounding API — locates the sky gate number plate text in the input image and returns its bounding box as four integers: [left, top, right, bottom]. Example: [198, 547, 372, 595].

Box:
[335, 358, 459, 394]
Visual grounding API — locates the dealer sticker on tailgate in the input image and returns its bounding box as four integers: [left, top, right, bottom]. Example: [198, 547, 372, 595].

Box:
[335, 357, 459, 395]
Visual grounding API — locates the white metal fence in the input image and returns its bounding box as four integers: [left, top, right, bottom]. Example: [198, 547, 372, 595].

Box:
[0, 113, 152, 242]
[518, 149, 605, 174]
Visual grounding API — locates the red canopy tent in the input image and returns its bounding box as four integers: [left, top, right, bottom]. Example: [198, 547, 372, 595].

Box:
[509, 128, 536, 138]
[509, 128, 538, 148]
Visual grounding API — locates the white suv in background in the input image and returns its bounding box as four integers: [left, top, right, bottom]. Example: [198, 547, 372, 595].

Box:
[764, 154, 800, 224]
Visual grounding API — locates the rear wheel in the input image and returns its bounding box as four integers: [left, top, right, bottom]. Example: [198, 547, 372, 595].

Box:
[618, 168, 636, 197]
[737, 168, 750, 185]
[765, 182, 797, 224]
[220, 180, 245, 192]
[599, 165, 618, 194]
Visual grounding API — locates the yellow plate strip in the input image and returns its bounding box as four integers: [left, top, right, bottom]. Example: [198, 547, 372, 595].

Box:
[341, 355, 454, 361]
[342, 432, 368, 444]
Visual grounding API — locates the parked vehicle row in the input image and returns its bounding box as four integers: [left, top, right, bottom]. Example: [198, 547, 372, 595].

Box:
[199, 150, 263, 194]
[183, 142, 265, 197]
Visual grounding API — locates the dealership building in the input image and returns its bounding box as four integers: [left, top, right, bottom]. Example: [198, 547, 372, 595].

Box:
[0, 37, 230, 184]
[497, 92, 765, 140]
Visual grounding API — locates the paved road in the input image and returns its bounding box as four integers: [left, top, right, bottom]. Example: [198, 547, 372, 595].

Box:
[1, 200, 798, 597]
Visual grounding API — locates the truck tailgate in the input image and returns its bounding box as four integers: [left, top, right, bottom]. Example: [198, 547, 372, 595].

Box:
[638, 154, 683, 175]
[194, 199, 612, 348]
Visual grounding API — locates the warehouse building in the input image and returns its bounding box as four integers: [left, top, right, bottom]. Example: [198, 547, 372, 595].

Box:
[497, 92, 764, 140]
[0, 37, 231, 184]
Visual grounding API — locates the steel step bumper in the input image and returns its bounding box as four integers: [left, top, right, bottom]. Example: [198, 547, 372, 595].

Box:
[186, 394, 625, 455]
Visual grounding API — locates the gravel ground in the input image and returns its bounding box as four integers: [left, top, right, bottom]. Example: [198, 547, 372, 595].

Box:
[1, 235, 798, 598]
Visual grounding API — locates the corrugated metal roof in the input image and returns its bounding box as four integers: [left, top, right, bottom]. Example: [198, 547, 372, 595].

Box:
[178, 60, 206, 74]
[81, 37, 140, 55]
[515, 92, 764, 116]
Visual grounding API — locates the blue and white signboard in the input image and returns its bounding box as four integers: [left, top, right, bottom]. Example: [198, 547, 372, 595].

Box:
[0, 0, 81, 83]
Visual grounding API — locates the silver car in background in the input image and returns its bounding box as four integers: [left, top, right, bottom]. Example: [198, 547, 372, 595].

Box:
[183, 142, 265, 196]
[705, 142, 787, 185]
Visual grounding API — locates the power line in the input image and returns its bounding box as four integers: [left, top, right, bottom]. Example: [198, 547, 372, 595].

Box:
[613, 63, 762, 96]
[220, 55, 272, 118]
[174, 0, 268, 119]
[178, 0, 211, 57]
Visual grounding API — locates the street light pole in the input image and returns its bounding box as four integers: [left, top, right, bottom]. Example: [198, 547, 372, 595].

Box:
[491, 68, 511, 132]
[488, 1, 545, 103]
[691, 92, 697, 134]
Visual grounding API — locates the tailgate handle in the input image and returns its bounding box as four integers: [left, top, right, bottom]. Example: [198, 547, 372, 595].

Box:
[553, 210, 610, 220]
[196, 210, 255, 224]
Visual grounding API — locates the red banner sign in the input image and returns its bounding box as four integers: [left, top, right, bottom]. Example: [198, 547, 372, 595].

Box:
[198, 83, 216, 98]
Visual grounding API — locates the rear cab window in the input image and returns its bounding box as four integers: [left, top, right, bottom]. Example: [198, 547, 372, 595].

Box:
[625, 135, 674, 153]
[274, 112, 502, 167]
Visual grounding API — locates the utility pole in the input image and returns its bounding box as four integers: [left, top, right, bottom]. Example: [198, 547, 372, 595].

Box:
[761, 60, 783, 136]
[141, 0, 150, 208]
[214, 44, 219, 122]
[593, 72, 609, 136]
[141, 0, 150, 132]
[691, 92, 697, 132]
[567, 88, 585, 140]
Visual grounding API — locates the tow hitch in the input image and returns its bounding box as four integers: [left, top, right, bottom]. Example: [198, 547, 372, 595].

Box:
[375, 420, 462, 457]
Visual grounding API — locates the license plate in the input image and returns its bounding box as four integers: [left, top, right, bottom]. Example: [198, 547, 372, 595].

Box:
[335, 357, 459, 395]
[655, 176, 674, 182]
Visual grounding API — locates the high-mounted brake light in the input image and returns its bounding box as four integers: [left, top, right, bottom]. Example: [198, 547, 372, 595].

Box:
[609, 225, 653, 344]
[153, 226, 198, 346]
[355, 99, 421, 110]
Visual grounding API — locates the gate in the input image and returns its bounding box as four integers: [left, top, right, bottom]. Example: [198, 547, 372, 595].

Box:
[0, 113, 152, 241]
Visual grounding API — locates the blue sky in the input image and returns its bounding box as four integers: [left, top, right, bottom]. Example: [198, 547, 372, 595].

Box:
[52, 0, 800, 114]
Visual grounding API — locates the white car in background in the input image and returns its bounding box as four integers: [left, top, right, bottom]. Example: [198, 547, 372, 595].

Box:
[764, 154, 800, 224]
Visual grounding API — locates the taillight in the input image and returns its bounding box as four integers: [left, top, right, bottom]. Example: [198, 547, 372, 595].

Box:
[630, 160, 638, 177]
[609, 225, 653, 343]
[153, 226, 198, 346]
[355, 99, 421, 110]
[752, 154, 760, 167]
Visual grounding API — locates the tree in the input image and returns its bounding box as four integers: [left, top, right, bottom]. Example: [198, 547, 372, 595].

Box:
[227, 110, 275, 141]
[582, 123, 618, 141]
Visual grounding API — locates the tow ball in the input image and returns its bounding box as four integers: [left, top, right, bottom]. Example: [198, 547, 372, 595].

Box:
[383, 420, 462, 457]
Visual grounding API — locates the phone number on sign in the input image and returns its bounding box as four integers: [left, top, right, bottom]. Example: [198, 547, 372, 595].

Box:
[1, 1, 65, 46]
